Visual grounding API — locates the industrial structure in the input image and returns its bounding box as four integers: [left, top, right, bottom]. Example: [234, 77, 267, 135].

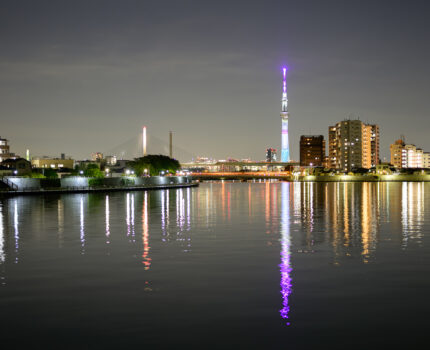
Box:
[280, 68, 290, 162]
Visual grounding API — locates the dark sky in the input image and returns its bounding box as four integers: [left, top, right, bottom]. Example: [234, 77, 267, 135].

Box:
[1, 0, 429, 162]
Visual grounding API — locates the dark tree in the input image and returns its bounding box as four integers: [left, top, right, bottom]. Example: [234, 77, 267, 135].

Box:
[127, 155, 180, 176]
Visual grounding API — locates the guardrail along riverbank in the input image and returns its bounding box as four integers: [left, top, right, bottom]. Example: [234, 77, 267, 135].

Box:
[0, 176, 197, 197]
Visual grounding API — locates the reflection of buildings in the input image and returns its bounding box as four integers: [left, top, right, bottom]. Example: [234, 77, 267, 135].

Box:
[279, 183, 292, 323]
[401, 182, 425, 248]
[105, 195, 110, 244]
[142, 192, 151, 270]
[0, 202, 4, 264]
[0, 182, 426, 289]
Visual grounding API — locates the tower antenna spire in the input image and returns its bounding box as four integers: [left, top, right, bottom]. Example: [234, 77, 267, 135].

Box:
[280, 67, 290, 162]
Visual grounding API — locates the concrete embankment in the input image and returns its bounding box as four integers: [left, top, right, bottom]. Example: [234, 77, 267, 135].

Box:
[0, 176, 197, 197]
[298, 174, 430, 182]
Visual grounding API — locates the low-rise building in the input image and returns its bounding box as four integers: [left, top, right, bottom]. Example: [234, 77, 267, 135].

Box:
[0, 137, 16, 162]
[105, 155, 117, 166]
[32, 157, 74, 169]
[390, 139, 427, 168]
[1, 158, 32, 175]
[424, 152, 430, 169]
[91, 152, 103, 162]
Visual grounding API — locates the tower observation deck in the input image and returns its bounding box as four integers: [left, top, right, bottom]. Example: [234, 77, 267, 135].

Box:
[280, 68, 290, 162]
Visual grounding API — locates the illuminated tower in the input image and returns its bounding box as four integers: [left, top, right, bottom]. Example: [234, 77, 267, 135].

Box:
[143, 126, 147, 156]
[280, 68, 290, 162]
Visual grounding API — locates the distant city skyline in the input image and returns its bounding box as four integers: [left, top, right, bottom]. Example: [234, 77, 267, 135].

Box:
[1, 0, 429, 162]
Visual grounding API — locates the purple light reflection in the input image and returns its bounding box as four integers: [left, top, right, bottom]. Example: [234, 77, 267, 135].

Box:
[280, 182, 293, 324]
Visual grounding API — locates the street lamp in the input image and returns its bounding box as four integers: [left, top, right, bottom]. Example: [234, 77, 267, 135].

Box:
[126, 169, 130, 175]
[144, 168, 148, 176]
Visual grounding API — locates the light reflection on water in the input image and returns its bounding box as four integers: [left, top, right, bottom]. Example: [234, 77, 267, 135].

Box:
[0, 181, 428, 337]
[280, 183, 292, 323]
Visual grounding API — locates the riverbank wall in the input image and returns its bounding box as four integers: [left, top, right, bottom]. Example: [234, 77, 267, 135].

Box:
[0, 176, 195, 196]
[192, 174, 430, 182]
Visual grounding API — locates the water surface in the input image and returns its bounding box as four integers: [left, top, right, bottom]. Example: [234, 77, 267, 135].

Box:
[1, 182, 429, 348]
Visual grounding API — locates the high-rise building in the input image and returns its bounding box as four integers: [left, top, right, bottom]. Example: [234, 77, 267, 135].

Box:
[390, 139, 404, 168]
[266, 148, 277, 162]
[280, 68, 290, 162]
[370, 124, 380, 167]
[328, 120, 380, 172]
[299, 135, 325, 167]
[328, 126, 337, 169]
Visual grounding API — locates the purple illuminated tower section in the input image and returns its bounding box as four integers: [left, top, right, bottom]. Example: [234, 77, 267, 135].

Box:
[281, 68, 290, 162]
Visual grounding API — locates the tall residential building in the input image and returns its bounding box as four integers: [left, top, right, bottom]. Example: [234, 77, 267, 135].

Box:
[280, 68, 290, 162]
[300, 135, 325, 167]
[328, 120, 380, 172]
[266, 148, 277, 162]
[370, 124, 380, 167]
[390, 139, 404, 168]
[390, 139, 426, 168]
[328, 126, 337, 169]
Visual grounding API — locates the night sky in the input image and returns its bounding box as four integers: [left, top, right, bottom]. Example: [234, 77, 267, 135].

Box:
[1, 0, 429, 162]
